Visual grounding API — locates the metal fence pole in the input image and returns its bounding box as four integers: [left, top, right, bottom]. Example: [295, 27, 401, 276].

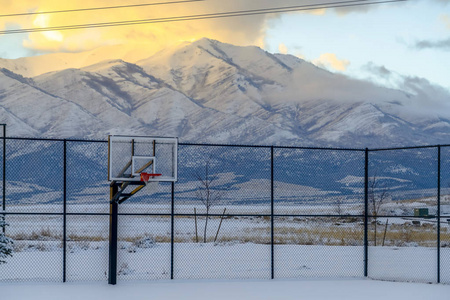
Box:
[2, 125, 5, 234]
[271, 146, 274, 279]
[437, 145, 441, 283]
[63, 140, 67, 282]
[171, 182, 175, 280]
[108, 183, 119, 285]
[364, 148, 369, 277]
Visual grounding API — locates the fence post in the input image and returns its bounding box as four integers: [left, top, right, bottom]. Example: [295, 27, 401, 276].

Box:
[63, 140, 67, 282]
[437, 146, 441, 283]
[364, 148, 369, 277]
[2, 124, 5, 234]
[171, 182, 175, 280]
[108, 183, 119, 285]
[271, 146, 274, 279]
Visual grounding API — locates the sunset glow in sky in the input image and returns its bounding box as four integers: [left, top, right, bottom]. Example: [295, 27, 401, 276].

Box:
[0, 0, 449, 90]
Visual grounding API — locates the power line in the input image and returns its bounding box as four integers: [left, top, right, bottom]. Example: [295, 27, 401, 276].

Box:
[0, 0, 205, 18]
[0, 0, 409, 35]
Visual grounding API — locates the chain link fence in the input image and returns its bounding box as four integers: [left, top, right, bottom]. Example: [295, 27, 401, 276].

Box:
[367, 147, 439, 283]
[273, 148, 365, 279]
[440, 146, 450, 283]
[0, 137, 449, 284]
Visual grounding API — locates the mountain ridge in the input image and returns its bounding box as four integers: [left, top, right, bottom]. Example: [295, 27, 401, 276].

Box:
[0, 38, 449, 147]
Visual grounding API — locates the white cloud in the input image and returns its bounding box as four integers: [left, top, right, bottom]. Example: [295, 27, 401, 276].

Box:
[362, 62, 450, 111]
[278, 43, 288, 54]
[313, 53, 350, 71]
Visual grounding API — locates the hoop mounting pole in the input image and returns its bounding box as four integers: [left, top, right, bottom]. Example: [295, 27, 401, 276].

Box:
[108, 182, 119, 285]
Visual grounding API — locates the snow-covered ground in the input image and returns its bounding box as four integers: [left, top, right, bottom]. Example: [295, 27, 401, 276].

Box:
[2, 278, 450, 300]
[1, 242, 449, 283]
[2, 203, 450, 284]
[2, 202, 450, 299]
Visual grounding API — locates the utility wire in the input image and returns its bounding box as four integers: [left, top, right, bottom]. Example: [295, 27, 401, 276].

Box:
[0, 0, 408, 35]
[0, 0, 205, 18]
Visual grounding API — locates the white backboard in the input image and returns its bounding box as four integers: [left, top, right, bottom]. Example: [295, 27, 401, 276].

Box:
[108, 135, 178, 182]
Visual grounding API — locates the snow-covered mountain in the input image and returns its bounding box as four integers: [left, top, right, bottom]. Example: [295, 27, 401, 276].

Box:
[0, 38, 449, 147]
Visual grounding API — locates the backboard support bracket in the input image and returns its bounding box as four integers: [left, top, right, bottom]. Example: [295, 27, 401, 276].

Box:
[110, 180, 147, 205]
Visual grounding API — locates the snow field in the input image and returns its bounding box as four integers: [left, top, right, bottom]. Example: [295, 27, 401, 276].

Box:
[1, 204, 450, 284]
[2, 278, 450, 300]
[3, 241, 450, 282]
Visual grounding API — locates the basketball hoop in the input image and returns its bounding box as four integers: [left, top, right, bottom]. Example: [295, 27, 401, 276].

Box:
[140, 172, 162, 184]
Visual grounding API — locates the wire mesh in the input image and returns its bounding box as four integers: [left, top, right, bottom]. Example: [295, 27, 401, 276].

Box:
[116, 215, 172, 280]
[0, 214, 63, 282]
[0, 138, 448, 283]
[368, 217, 438, 283]
[66, 141, 109, 214]
[66, 215, 109, 281]
[441, 146, 450, 283]
[367, 148, 439, 283]
[368, 148, 438, 218]
[119, 182, 172, 215]
[274, 148, 365, 215]
[4, 139, 64, 214]
[274, 216, 364, 278]
[173, 214, 271, 279]
[173, 144, 271, 279]
[175, 144, 272, 215]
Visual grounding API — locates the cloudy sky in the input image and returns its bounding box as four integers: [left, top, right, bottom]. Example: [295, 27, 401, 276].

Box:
[0, 0, 449, 91]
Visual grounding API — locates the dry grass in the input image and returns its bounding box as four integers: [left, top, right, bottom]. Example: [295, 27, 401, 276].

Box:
[273, 226, 363, 246]
[67, 234, 106, 242]
[7, 216, 450, 248]
[121, 234, 188, 244]
[369, 224, 450, 247]
[11, 228, 61, 241]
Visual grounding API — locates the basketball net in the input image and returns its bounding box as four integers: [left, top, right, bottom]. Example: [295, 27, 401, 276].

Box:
[140, 172, 161, 190]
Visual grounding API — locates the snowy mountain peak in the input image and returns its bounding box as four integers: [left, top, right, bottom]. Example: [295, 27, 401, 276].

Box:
[0, 38, 449, 147]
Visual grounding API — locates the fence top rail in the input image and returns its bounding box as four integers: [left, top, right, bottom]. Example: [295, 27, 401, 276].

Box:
[3, 136, 108, 143]
[369, 144, 450, 152]
[1, 136, 449, 151]
[180, 142, 366, 151]
[273, 145, 365, 151]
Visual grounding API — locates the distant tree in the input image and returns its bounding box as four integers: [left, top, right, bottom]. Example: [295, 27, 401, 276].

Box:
[195, 160, 226, 243]
[368, 173, 390, 246]
[333, 196, 345, 215]
[0, 216, 13, 264]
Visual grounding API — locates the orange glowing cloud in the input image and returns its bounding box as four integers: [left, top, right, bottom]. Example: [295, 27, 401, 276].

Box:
[0, 0, 273, 58]
[278, 43, 288, 54]
[1, 0, 364, 58]
[313, 53, 350, 72]
[0, 0, 394, 58]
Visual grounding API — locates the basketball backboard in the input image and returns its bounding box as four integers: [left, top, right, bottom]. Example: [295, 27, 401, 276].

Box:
[108, 135, 177, 182]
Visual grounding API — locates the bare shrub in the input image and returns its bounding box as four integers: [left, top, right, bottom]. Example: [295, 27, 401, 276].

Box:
[194, 159, 228, 243]
[368, 173, 390, 246]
